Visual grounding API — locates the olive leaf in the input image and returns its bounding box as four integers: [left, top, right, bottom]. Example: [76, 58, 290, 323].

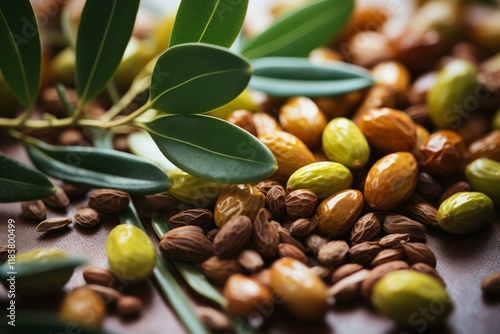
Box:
[152, 216, 228, 309]
[0, 0, 41, 109]
[0, 152, 55, 203]
[75, 0, 140, 103]
[242, 0, 354, 59]
[149, 43, 252, 114]
[143, 115, 278, 184]
[249, 57, 375, 97]
[169, 0, 248, 48]
[25, 142, 171, 195]
[0, 258, 86, 282]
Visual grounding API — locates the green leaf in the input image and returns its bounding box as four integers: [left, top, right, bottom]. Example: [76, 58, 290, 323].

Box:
[249, 57, 375, 97]
[75, 0, 140, 102]
[0, 0, 41, 109]
[25, 142, 171, 195]
[241, 0, 354, 59]
[0, 152, 55, 203]
[152, 216, 228, 308]
[143, 115, 278, 184]
[169, 0, 248, 48]
[118, 205, 210, 334]
[149, 43, 251, 114]
[0, 257, 86, 281]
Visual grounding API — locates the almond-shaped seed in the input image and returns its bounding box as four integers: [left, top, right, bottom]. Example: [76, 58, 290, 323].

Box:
[36, 217, 72, 232]
[406, 202, 439, 226]
[84, 284, 122, 304]
[401, 241, 437, 267]
[305, 234, 328, 255]
[200, 256, 244, 286]
[169, 208, 214, 230]
[360, 260, 410, 299]
[277, 225, 308, 253]
[348, 242, 382, 264]
[83, 266, 118, 288]
[308, 266, 333, 281]
[286, 189, 317, 219]
[328, 269, 370, 304]
[378, 233, 410, 248]
[411, 263, 446, 286]
[254, 180, 282, 196]
[317, 240, 349, 267]
[88, 189, 130, 214]
[196, 306, 234, 333]
[370, 248, 405, 267]
[416, 172, 442, 202]
[116, 295, 143, 317]
[74, 207, 100, 228]
[238, 250, 264, 273]
[43, 186, 70, 209]
[350, 213, 381, 244]
[60, 183, 89, 199]
[21, 200, 47, 220]
[437, 181, 471, 205]
[159, 226, 213, 262]
[214, 215, 252, 258]
[383, 215, 427, 241]
[266, 185, 287, 218]
[132, 191, 179, 215]
[278, 243, 308, 263]
[481, 272, 500, 297]
[0, 245, 8, 262]
[331, 263, 364, 284]
[289, 216, 318, 238]
[252, 208, 279, 259]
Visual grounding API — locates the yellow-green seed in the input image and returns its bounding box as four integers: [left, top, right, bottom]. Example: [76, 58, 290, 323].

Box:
[466, 158, 500, 206]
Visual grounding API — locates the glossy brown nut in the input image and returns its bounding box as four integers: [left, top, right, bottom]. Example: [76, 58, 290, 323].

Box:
[223, 274, 271, 318]
[371, 61, 411, 102]
[419, 130, 467, 177]
[316, 189, 364, 237]
[359, 108, 417, 154]
[214, 184, 265, 228]
[226, 109, 258, 136]
[364, 152, 418, 211]
[469, 130, 500, 162]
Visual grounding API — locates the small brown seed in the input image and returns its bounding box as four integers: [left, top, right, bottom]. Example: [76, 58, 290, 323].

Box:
[196, 306, 234, 333]
[132, 191, 179, 216]
[278, 243, 308, 263]
[331, 263, 364, 284]
[328, 269, 370, 304]
[116, 295, 143, 317]
[200, 256, 244, 286]
[350, 213, 381, 244]
[277, 224, 308, 253]
[84, 284, 122, 304]
[0, 245, 8, 262]
[378, 233, 410, 248]
[169, 208, 215, 230]
[438, 181, 472, 205]
[58, 129, 84, 146]
[214, 216, 253, 258]
[349, 242, 382, 264]
[36, 217, 72, 232]
[411, 263, 446, 286]
[253, 180, 282, 196]
[289, 216, 318, 238]
[252, 208, 279, 259]
[305, 234, 328, 255]
[406, 202, 439, 226]
[83, 266, 117, 288]
[308, 266, 333, 281]
[317, 240, 349, 267]
[481, 272, 500, 297]
[43, 186, 70, 209]
[361, 260, 410, 299]
[401, 241, 437, 267]
[159, 226, 213, 262]
[60, 183, 89, 199]
[286, 189, 317, 219]
[370, 248, 405, 267]
[21, 200, 47, 220]
[89, 189, 130, 213]
[416, 172, 442, 202]
[266, 185, 287, 218]
[74, 207, 100, 228]
[238, 250, 264, 273]
[383, 215, 427, 241]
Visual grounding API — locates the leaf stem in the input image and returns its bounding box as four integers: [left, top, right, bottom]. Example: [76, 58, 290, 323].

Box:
[100, 76, 151, 121]
[55, 83, 75, 116]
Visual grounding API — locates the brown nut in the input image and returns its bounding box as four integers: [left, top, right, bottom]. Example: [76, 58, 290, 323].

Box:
[369, 248, 405, 267]
[350, 213, 381, 245]
[328, 269, 370, 304]
[214, 184, 265, 228]
[116, 295, 143, 318]
[159, 226, 213, 263]
[331, 263, 365, 284]
[348, 242, 382, 265]
[88, 189, 130, 214]
[227, 109, 257, 136]
[252, 208, 280, 259]
[481, 272, 500, 297]
[286, 189, 318, 219]
[400, 241, 437, 267]
[266, 185, 287, 218]
[223, 274, 271, 318]
[201, 256, 244, 286]
[213, 215, 252, 258]
[317, 240, 349, 267]
[237, 250, 264, 273]
[278, 243, 308, 264]
[383, 215, 427, 241]
[418, 130, 467, 177]
[83, 266, 118, 288]
[360, 260, 410, 299]
[168, 208, 214, 230]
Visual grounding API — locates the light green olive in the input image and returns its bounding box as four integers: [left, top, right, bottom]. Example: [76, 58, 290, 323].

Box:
[50, 47, 76, 87]
[322, 117, 370, 169]
[427, 59, 478, 129]
[465, 158, 500, 206]
[286, 161, 353, 200]
[372, 270, 452, 327]
[437, 191, 494, 234]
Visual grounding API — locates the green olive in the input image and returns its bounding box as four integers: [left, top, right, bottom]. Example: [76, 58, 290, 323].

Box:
[465, 158, 500, 206]
[372, 270, 452, 327]
[427, 59, 478, 129]
[437, 191, 494, 234]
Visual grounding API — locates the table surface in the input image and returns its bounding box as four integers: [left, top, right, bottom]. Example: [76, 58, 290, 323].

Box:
[1, 137, 500, 334]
